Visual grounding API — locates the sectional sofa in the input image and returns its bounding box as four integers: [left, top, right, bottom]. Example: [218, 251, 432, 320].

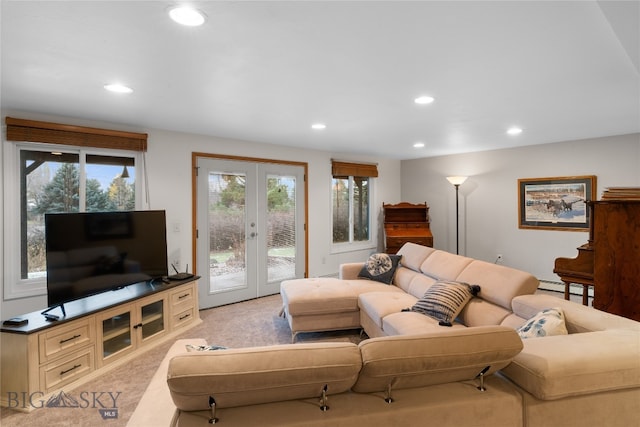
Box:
[127, 243, 640, 427]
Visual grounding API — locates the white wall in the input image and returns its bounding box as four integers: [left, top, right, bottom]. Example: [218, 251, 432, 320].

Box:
[1, 112, 401, 318]
[401, 133, 640, 281]
[3, 109, 638, 317]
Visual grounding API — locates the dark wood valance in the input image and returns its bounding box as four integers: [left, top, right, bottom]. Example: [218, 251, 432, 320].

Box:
[331, 160, 378, 178]
[5, 117, 148, 152]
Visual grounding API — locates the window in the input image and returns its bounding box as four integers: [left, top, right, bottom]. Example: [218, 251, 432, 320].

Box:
[4, 117, 147, 299]
[21, 148, 137, 278]
[331, 160, 378, 250]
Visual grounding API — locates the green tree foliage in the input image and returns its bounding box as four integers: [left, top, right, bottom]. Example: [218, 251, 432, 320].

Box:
[267, 178, 293, 211]
[86, 179, 114, 212]
[34, 163, 134, 214]
[33, 163, 80, 213]
[210, 175, 295, 254]
[218, 175, 246, 208]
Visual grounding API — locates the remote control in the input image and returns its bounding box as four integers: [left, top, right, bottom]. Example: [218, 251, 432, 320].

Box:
[3, 317, 28, 326]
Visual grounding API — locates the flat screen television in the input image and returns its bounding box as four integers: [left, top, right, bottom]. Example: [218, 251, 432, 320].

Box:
[44, 210, 168, 314]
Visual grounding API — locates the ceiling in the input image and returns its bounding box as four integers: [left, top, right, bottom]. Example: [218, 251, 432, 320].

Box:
[2, 1, 639, 160]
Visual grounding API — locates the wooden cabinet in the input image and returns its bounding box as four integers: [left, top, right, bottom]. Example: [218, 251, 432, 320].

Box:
[1, 279, 200, 411]
[383, 202, 433, 254]
[97, 292, 168, 366]
[593, 201, 640, 321]
[169, 283, 198, 329]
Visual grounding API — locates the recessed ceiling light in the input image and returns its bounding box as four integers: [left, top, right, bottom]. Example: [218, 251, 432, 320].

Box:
[414, 96, 435, 105]
[104, 83, 133, 94]
[507, 127, 523, 135]
[168, 6, 206, 26]
[413, 142, 425, 148]
[311, 123, 326, 130]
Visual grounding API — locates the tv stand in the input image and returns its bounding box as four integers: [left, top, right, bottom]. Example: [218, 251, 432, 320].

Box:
[0, 277, 201, 411]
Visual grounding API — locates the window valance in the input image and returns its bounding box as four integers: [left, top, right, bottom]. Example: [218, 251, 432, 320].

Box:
[5, 117, 148, 152]
[331, 160, 378, 178]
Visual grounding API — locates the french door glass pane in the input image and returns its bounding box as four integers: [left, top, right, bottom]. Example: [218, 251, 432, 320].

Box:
[266, 175, 296, 283]
[208, 172, 247, 292]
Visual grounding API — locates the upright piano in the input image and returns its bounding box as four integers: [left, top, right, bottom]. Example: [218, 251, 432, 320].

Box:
[554, 198, 640, 321]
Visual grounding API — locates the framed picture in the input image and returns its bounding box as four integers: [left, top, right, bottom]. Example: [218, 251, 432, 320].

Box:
[518, 175, 596, 231]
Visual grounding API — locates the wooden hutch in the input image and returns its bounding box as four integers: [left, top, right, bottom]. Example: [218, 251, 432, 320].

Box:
[383, 202, 433, 254]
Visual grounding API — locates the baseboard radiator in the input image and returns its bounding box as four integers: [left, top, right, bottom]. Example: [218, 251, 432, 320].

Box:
[538, 279, 594, 297]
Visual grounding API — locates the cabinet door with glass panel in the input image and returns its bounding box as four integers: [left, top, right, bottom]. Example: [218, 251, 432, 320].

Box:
[97, 293, 167, 366]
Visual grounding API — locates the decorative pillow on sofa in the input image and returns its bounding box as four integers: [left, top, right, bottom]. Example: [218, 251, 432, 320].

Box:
[358, 253, 401, 284]
[410, 280, 481, 324]
[517, 307, 568, 339]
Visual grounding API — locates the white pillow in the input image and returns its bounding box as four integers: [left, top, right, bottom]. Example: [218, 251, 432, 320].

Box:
[517, 307, 568, 339]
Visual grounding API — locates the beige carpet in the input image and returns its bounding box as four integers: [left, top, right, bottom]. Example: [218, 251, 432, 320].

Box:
[0, 294, 362, 427]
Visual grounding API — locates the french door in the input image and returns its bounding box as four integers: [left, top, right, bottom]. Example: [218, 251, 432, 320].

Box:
[195, 156, 306, 308]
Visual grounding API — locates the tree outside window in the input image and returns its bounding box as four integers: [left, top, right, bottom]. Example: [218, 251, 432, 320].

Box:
[21, 149, 136, 279]
[332, 176, 370, 244]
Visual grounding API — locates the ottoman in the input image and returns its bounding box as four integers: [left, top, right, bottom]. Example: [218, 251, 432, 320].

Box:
[280, 277, 403, 341]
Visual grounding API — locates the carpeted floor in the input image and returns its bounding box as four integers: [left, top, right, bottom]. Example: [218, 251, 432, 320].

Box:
[0, 294, 362, 427]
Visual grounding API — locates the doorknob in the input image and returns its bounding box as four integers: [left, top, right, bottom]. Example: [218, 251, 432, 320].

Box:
[249, 231, 258, 238]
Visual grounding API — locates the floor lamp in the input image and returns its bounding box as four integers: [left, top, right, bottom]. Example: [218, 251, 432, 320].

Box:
[446, 176, 468, 255]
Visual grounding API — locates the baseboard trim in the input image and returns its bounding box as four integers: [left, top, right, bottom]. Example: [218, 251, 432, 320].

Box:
[538, 279, 594, 297]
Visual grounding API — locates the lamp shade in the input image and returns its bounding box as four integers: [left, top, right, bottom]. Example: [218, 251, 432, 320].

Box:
[446, 176, 468, 186]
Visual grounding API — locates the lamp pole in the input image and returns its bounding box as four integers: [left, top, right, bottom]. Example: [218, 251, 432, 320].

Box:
[454, 183, 460, 255]
[446, 176, 468, 255]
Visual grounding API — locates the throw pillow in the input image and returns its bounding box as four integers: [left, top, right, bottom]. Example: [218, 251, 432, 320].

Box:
[358, 253, 401, 284]
[186, 344, 228, 351]
[517, 307, 568, 339]
[410, 280, 481, 324]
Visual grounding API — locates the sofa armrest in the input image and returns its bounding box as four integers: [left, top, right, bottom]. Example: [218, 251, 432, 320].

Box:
[339, 262, 364, 280]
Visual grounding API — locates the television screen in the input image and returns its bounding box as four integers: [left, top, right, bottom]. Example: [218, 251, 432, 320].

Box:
[45, 210, 168, 309]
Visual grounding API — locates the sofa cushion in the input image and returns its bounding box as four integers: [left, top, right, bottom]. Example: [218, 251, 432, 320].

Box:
[410, 280, 480, 324]
[396, 242, 436, 271]
[358, 253, 401, 284]
[353, 325, 523, 393]
[167, 342, 362, 410]
[419, 251, 474, 281]
[517, 307, 568, 339]
[392, 266, 427, 293]
[382, 310, 454, 335]
[358, 291, 418, 329]
[456, 261, 539, 312]
[281, 278, 358, 315]
[501, 330, 640, 400]
[460, 298, 512, 327]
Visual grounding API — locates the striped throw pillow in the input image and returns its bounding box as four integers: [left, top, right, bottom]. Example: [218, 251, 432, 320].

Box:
[410, 280, 481, 324]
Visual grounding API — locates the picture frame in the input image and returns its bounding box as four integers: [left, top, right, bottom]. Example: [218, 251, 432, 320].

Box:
[518, 175, 596, 231]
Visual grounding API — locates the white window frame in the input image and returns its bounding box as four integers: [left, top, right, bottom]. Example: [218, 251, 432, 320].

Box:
[2, 141, 145, 300]
[331, 175, 376, 254]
